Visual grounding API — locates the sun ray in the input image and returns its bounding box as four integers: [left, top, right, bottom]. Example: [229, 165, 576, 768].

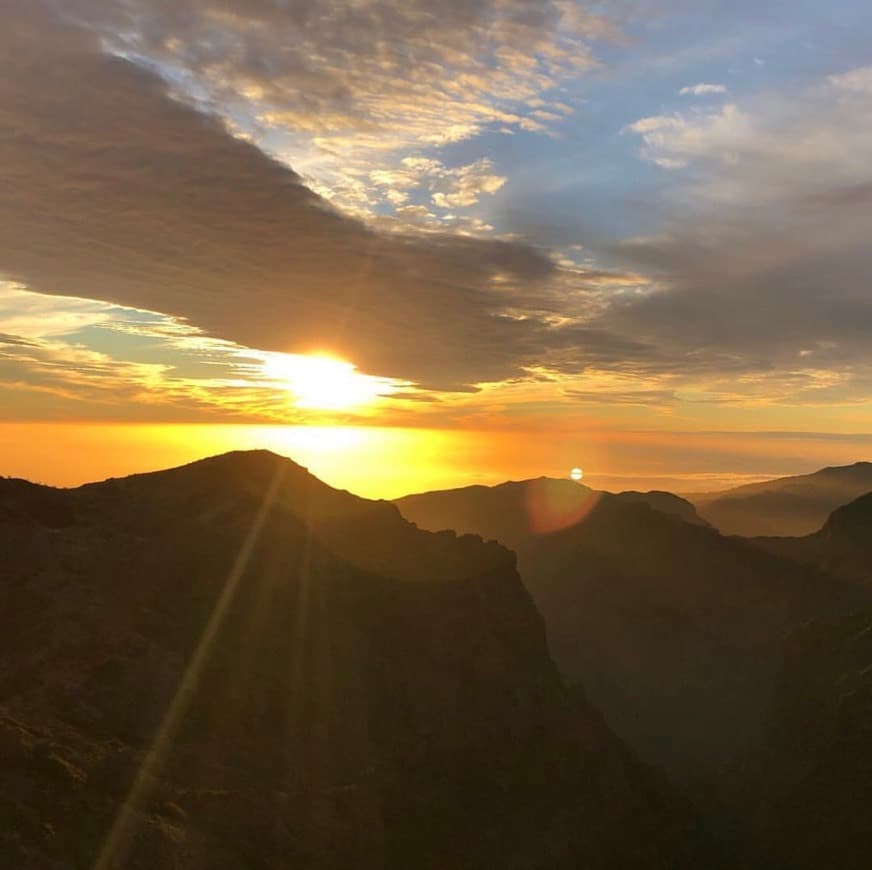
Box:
[92, 464, 287, 870]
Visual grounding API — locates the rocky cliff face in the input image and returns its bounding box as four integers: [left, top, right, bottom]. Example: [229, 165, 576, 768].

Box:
[723, 608, 872, 869]
[720, 497, 872, 867]
[0, 452, 710, 869]
[396, 479, 865, 781]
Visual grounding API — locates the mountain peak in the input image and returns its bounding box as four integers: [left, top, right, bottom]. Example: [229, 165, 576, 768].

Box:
[98, 448, 309, 482]
[691, 460, 872, 537]
[396, 477, 706, 551]
[0, 452, 710, 868]
[817, 460, 872, 476]
[59, 452, 511, 586]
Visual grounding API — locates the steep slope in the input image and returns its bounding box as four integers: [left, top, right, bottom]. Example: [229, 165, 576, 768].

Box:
[689, 462, 872, 537]
[725, 609, 872, 869]
[0, 452, 710, 869]
[396, 479, 866, 781]
[753, 491, 872, 586]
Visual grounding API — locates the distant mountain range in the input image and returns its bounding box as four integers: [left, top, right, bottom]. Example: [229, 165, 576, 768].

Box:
[687, 461, 872, 537]
[5, 452, 872, 868]
[0, 452, 711, 869]
[753, 491, 872, 586]
[398, 471, 872, 866]
[396, 478, 708, 553]
[397, 477, 870, 783]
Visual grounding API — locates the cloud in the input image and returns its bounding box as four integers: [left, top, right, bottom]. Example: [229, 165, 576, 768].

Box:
[828, 66, 872, 94]
[57, 0, 615, 214]
[0, 293, 403, 425]
[1, 1, 603, 392]
[609, 68, 872, 398]
[368, 157, 506, 212]
[5, 0, 872, 419]
[679, 83, 727, 96]
[0, 283, 116, 340]
[563, 386, 677, 407]
[88, 0, 608, 131]
[0, 330, 175, 419]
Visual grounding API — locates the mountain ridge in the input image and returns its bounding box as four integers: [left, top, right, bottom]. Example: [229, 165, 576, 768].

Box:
[395, 475, 869, 781]
[396, 476, 707, 549]
[687, 461, 872, 537]
[0, 450, 713, 869]
[751, 490, 872, 585]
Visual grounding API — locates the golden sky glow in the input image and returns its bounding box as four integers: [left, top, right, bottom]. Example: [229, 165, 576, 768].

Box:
[4, 423, 872, 501]
[1, 1, 871, 493]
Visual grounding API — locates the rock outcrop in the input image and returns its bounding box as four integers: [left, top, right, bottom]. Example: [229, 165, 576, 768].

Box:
[396, 479, 866, 780]
[724, 608, 872, 869]
[0, 452, 711, 869]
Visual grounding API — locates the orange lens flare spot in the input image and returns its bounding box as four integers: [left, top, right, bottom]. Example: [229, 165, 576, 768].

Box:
[525, 478, 600, 536]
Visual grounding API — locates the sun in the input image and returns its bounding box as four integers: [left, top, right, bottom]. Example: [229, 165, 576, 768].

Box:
[261, 352, 391, 410]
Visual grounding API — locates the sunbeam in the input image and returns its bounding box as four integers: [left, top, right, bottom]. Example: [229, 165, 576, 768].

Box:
[93, 464, 288, 869]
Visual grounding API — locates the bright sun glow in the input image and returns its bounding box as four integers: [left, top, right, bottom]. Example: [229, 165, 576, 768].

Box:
[260, 353, 393, 410]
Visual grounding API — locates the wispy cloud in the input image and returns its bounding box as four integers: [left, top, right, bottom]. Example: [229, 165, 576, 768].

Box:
[67, 0, 617, 217]
[611, 67, 872, 404]
[679, 83, 727, 96]
[368, 157, 506, 211]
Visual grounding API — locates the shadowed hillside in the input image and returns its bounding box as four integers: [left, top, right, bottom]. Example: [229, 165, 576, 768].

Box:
[396, 479, 867, 781]
[724, 608, 872, 869]
[689, 462, 872, 537]
[0, 452, 712, 869]
[753, 491, 872, 586]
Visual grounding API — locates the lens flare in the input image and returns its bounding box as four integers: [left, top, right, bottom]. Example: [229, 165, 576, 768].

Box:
[526, 478, 599, 535]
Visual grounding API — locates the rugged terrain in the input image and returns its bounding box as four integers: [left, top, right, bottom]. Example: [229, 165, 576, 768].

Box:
[397, 478, 867, 780]
[723, 607, 872, 869]
[0, 452, 710, 869]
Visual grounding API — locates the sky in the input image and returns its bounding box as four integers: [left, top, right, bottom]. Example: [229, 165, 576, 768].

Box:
[2, 0, 872, 496]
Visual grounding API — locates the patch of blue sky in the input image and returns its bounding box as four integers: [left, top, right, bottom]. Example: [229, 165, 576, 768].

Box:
[64, 322, 249, 381]
[97, 0, 872, 259]
[444, 0, 872, 253]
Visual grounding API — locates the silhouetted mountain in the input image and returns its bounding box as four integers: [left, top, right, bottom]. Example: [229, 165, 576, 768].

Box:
[689, 462, 872, 537]
[0, 452, 711, 869]
[396, 477, 707, 551]
[753, 491, 872, 586]
[613, 489, 709, 527]
[724, 608, 872, 869]
[396, 479, 867, 782]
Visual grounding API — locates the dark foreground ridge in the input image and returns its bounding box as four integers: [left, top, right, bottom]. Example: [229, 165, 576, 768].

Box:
[722, 606, 872, 868]
[397, 476, 872, 867]
[0, 451, 712, 869]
